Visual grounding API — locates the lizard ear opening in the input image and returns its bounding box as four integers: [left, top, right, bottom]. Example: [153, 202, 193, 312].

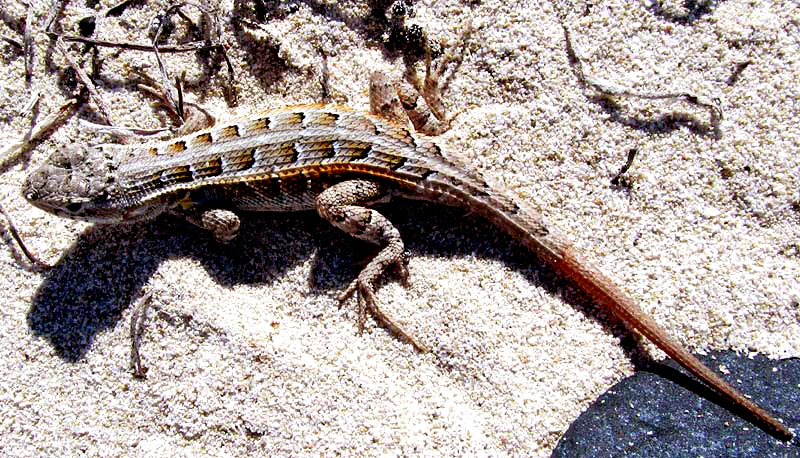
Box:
[65, 202, 82, 213]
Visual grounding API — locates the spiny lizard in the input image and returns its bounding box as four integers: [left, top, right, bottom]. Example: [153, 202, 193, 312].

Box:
[21, 46, 793, 441]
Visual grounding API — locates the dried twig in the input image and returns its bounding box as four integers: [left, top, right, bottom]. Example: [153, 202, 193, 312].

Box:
[611, 148, 639, 187]
[562, 26, 723, 138]
[0, 203, 51, 271]
[2, 36, 23, 49]
[78, 119, 171, 139]
[129, 290, 154, 379]
[24, 3, 35, 86]
[43, 2, 236, 119]
[150, 3, 234, 122]
[0, 97, 82, 169]
[55, 37, 114, 126]
[44, 0, 67, 34]
[46, 32, 223, 53]
[105, 0, 138, 18]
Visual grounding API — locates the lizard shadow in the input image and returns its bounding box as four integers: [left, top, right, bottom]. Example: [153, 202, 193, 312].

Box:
[25, 211, 320, 362]
[308, 201, 652, 370]
[28, 199, 651, 376]
[26, 223, 162, 362]
[25, 199, 794, 442]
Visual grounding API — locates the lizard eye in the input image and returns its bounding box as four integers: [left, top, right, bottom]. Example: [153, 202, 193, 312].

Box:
[65, 202, 82, 213]
[25, 190, 39, 201]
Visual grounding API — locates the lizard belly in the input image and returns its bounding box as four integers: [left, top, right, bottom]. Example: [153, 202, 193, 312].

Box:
[183, 181, 315, 212]
[184, 176, 335, 212]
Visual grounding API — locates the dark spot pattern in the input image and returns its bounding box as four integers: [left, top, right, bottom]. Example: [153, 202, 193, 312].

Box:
[219, 125, 240, 140]
[161, 165, 193, 183]
[247, 117, 270, 133]
[192, 156, 223, 179]
[167, 141, 187, 155]
[194, 132, 213, 146]
[224, 148, 256, 172]
[307, 111, 339, 127]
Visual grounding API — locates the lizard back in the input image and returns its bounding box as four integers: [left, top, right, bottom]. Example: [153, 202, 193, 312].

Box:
[113, 104, 524, 223]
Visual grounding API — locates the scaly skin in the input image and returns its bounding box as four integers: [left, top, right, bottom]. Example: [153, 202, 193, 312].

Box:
[23, 80, 793, 441]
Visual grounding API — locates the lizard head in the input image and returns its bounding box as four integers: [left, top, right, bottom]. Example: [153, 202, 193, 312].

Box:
[23, 145, 125, 223]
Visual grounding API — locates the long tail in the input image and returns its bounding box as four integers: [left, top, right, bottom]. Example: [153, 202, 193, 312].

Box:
[389, 135, 791, 439]
[459, 182, 793, 440]
[548, 236, 791, 440]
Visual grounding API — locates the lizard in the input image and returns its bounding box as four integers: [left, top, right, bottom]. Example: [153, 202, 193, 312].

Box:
[21, 36, 793, 442]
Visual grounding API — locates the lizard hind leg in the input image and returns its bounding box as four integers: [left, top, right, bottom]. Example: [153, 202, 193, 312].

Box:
[369, 20, 473, 136]
[399, 19, 474, 135]
[315, 179, 428, 352]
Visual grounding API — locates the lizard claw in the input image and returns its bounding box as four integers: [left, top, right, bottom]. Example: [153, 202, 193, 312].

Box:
[337, 273, 428, 352]
[336, 279, 358, 306]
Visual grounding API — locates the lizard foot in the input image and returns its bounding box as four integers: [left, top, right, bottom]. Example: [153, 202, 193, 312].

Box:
[337, 272, 428, 353]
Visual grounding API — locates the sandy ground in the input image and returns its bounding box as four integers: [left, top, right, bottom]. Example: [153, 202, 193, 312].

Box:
[1, 0, 798, 456]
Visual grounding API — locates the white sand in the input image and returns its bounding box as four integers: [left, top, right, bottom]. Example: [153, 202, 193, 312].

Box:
[1, 1, 798, 456]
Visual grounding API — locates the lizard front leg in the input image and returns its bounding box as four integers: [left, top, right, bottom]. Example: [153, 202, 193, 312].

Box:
[315, 179, 426, 352]
[180, 207, 241, 243]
